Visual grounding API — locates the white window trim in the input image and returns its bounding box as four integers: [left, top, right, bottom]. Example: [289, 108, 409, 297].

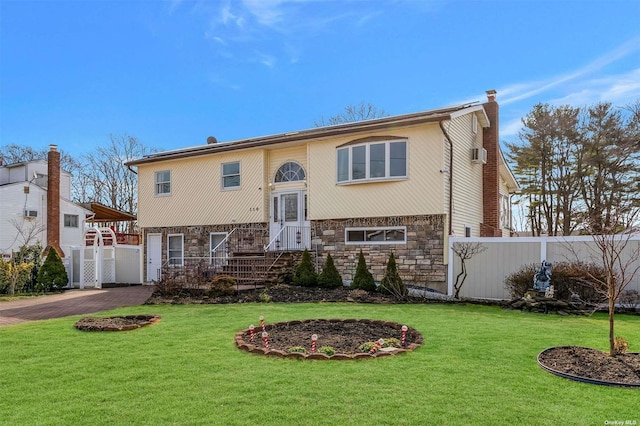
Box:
[221, 161, 241, 190]
[155, 170, 171, 196]
[345, 226, 407, 245]
[167, 233, 184, 267]
[337, 140, 408, 184]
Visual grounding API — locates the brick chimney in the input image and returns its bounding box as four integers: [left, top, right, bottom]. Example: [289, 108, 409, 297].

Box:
[44, 144, 64, 256]
[480, 90, 503, 237]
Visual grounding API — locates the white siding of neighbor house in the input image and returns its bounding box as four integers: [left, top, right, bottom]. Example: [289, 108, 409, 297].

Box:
[136, 150, 267, 228]
[446, 113, 485, 237]
[308, 124, 446, 220]
[499, 178, 511, 237]
[0, 182, 88, 256]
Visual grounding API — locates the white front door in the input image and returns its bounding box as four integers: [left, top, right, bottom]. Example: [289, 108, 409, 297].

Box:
[269, 190, 310, 250]
[146, 233, 162, 282]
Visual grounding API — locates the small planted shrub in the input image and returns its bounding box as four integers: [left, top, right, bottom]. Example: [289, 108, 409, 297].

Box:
[619, 289, 640, 311]
[614, 337, 629, 355]
[209, 274, 236, 297]
[379, 252, 408, 298]
[293, 249, 318, 287]
[350, 249, 376, 292]
[358, 342, 376, 353]
[36, 248, 68, 292]
[317, 253, 342, 288]
[287, 346, 307, 354]
[382, 337, 401, 348]
[319, 346, 335, 356]
[259, 289, 271, 303]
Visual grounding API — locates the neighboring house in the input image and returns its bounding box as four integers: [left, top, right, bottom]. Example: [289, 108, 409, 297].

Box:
[126, 90, 519, 293]
[0, 148, 91, 259]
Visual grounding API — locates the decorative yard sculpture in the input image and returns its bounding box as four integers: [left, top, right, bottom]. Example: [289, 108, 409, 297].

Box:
[533, 261, 552, 295]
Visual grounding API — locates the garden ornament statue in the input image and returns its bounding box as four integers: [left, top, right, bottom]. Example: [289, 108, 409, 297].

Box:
[533, 260, 552, 295]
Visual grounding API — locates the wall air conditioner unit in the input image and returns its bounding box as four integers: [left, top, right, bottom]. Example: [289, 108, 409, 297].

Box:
[471, 147, 487, 164]
[24, 210, 38, 218]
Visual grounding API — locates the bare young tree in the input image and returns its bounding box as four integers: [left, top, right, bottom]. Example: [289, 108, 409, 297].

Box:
[0, 219, 45, 295]
[567, 215, 640, 356]
[77, 134, 154, 232]
[314, 102, 388, 127]
[452, 242, 487, 299]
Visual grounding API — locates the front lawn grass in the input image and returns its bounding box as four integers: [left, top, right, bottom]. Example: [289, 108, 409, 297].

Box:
[1, 303, 638, 425]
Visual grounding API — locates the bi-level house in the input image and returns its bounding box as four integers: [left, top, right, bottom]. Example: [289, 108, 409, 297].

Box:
[126, 90, 518, 293]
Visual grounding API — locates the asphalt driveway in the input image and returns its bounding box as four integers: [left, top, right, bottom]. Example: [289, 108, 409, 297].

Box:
[0, 285, 155, 327]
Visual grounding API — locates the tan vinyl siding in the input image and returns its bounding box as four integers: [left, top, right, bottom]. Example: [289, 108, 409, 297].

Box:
[447, 113, 484, 236]
[308, 125, 446, 220]
[137, 151, 266, 228]
[267, 145, 308, 192]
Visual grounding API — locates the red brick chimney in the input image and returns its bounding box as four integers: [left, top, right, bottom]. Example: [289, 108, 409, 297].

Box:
[480, 90, 503, 237]
[44, 144, 64, 256]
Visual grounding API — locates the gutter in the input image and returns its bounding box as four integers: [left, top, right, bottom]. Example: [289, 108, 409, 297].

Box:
[439, 120, 454, 236]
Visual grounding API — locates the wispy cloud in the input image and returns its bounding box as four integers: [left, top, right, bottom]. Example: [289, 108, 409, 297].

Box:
[500, 36, 640, 106]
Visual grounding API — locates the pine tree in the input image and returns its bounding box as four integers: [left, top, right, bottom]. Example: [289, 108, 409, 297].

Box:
[350, 249, 376, 291]
[379, 252, 408, 297]
[293, 248, 317, 287]
[36, 248, 68, 292]
[318, 253, 342, 288]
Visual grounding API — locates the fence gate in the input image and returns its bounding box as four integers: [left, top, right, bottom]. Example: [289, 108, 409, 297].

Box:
[79, 227, 117, 289]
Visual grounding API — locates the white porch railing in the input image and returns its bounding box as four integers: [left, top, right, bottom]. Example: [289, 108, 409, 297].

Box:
[264, 225, 311, 251]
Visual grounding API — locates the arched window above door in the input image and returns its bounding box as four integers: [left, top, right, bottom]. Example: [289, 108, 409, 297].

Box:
[274, 162, 306, 183]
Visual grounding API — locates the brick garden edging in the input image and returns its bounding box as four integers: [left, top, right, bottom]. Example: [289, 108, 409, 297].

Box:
[235, 318, 423, 360]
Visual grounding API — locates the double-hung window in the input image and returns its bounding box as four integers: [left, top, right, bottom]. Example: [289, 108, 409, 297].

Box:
[336, 140, 407, 183]
[168, 234, 184, 266]
[155, 170, 171, 196]
[64, 214, 79, 228]
[222, 162, 240, 189]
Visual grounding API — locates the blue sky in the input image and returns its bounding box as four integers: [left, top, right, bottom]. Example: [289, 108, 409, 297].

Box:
[1, 0, 639, 158]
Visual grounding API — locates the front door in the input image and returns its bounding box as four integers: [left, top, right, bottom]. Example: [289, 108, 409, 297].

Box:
[146, 233, 162, 282]
[269, 191, 310, 250]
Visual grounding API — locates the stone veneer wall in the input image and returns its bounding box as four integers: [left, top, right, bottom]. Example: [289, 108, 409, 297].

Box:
[311, 215, 447, 292]
[143, 222, 269, 266]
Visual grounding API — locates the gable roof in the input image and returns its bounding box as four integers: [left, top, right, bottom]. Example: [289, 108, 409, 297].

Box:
[126, 103, 484, 167]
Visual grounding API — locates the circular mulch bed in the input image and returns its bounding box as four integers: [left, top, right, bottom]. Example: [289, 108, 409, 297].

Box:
[235, 318, 423, 360]
[74, 315, 161, 332]
[538, 346, 640, 388]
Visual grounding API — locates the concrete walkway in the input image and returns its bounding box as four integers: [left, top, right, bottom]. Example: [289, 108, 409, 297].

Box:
[0, 285, 155, 327]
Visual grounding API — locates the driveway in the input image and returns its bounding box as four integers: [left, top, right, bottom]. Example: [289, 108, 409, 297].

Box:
[0, 285, 155, 327]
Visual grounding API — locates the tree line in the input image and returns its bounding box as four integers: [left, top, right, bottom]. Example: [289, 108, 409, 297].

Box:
[506, 100, 640, 236]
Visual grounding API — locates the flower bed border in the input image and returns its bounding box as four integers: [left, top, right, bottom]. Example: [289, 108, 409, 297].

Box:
[235, 318, 423, 360]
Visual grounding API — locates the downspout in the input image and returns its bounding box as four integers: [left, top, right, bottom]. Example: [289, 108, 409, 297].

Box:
[439, 120, 454, 236]
[127, 165, 137, 175]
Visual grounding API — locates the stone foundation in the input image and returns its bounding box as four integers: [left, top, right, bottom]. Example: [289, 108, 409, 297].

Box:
[311, 215, 446, 289]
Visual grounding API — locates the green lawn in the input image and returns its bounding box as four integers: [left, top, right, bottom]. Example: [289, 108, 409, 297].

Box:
[1, 302, 638, 425]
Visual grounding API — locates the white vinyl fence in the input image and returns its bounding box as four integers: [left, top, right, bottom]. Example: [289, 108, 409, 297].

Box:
[68, 245, 142, 288]
[447, 235, 640, 300]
